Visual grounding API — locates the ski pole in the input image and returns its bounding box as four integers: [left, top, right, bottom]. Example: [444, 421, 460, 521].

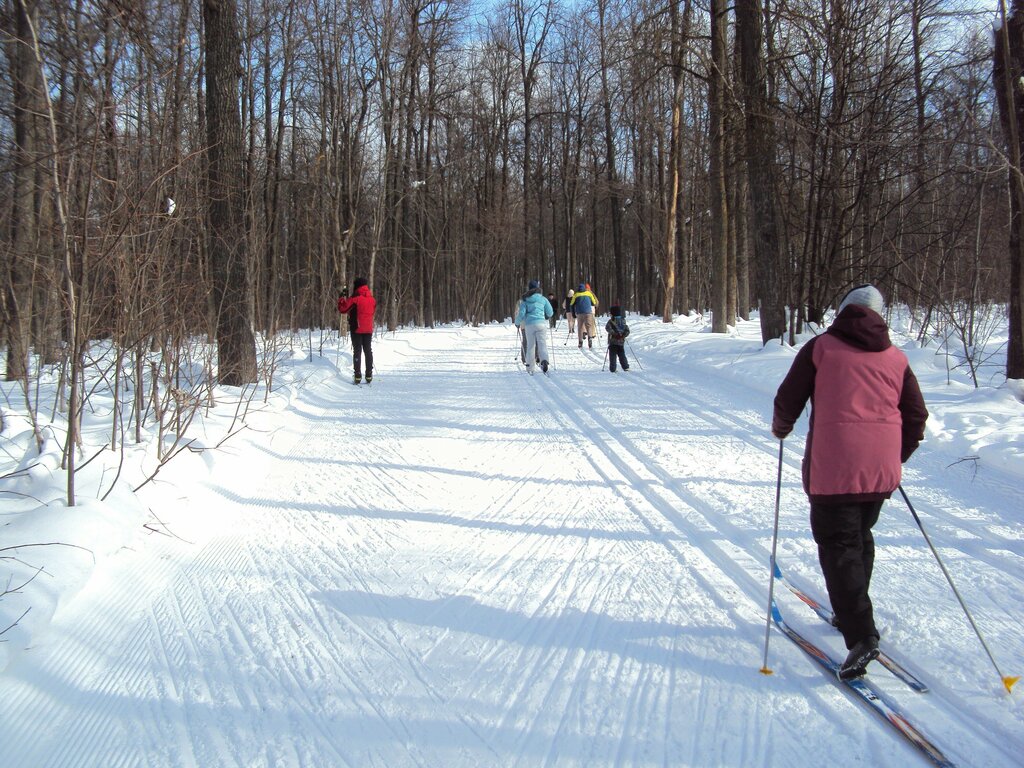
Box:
[760, 440, 785, 675]
[602, 346, 609, 371]
[898, 485, 1019, 693]
[626, 338, 644, 371]
[548, 324, 556, 369]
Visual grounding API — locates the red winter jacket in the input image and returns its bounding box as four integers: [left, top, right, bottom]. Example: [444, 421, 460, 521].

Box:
[337, 285, 376, 334]
[772, 306, 928, 502]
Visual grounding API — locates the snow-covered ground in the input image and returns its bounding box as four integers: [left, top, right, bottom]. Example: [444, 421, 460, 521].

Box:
[1, 311, 1021, 767]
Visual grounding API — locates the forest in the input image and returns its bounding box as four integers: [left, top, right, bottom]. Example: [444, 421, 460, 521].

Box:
[1, 1, 1022, 483]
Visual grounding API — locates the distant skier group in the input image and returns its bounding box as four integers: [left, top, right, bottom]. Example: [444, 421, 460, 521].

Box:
[514, 279, 631, 375]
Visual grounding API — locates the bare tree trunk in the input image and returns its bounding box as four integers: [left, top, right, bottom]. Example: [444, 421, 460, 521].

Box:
[203, 0, 256, 386]
[709, 0, 729, 332]
[735, 0, 786, 344]
[596, 0, 624, 304]
[3, 0, 43, 383]
[995, 1, 1024, 380]
[662, 1, 690, 323]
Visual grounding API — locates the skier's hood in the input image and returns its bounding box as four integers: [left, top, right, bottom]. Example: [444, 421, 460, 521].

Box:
[355, 284, 373, 297]
[827, 305, 891, 352]
[521, 287, 541, 301]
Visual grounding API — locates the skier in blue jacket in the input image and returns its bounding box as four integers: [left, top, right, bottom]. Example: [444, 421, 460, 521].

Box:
[515, 280, 554, 374]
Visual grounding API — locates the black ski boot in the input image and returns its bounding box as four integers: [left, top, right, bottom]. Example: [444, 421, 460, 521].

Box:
[540, 360, 548, 373]
[838, 635, 879, 680]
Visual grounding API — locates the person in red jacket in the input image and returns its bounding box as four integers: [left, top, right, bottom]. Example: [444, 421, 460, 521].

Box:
[772, 284, 928, 680]
[337, 277, 376, 384]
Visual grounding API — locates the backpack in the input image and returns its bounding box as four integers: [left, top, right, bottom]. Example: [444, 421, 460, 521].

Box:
[607, 316, 629, 343]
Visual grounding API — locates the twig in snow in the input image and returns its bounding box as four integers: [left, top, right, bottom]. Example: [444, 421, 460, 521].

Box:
[0, 608, 31, 640]
[143, 509, 194, 544]
[132, 439, 196, 492]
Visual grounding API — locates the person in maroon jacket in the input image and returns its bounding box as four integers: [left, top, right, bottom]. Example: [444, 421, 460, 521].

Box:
[337, 277, 376, 384]
[772, 284, 928, 680]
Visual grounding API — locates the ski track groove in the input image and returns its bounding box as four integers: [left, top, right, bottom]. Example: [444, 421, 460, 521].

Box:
[620, 354, 1024, 761]
[260, 379, 555, 764]
[539, 372, 762, 626]
[522, 368, 799, 765]
[552, 343, 1020, 766]
[208, 549, 358, 768]
[203, 420, 423, 766]
[494, 538, 593, 752]
[536, 559, 618, 766]
[501, 352, 689, 764]
[536, 362, 971, 766]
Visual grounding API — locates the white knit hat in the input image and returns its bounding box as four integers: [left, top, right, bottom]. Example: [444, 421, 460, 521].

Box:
[838, 284, 884, 315]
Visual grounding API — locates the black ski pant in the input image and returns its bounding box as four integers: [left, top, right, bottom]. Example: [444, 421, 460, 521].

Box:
[608, 343, 629, 372]
[810, 499, 883, 649]
[353, 332, 373, 379]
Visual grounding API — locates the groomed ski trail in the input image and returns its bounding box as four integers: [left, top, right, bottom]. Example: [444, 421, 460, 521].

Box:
[0, 323, 1019, 767]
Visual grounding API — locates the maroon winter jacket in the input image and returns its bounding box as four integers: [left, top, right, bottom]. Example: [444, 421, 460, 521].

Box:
[772, 306, 928, 503]
[337, 285, 376, 334]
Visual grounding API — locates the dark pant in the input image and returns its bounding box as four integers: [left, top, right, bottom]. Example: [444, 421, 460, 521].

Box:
[608, 344, 629, 372]
[810, 500, 883, 649]
[353, 333, 373, 378]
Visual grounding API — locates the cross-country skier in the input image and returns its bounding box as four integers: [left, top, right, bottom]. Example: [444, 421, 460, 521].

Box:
[515, 280, 553, 374]
[604, 305, 630, 372]
[546, 292, 559, 328]
[337, 277, 376, 384]
[563, 290, 576, 335]
[771, 284, 928, 680]
[571, 283, 599, 348]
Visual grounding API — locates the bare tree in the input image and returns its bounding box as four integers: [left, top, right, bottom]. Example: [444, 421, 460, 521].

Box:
[735, 0, 785, 344]
[662, 0, 691, 323]
[2, 0, 44, 384]
[995, 0, 1024, 380]
[709, 0, 728, 332]
[203, 0, 257, 386]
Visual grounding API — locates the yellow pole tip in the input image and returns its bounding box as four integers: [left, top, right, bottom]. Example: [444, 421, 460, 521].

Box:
[1002, 676, 1020, 693]
[759, 667, 773, 676]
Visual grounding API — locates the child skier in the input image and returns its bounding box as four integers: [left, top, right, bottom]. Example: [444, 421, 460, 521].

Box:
[605, 305, 630, 372]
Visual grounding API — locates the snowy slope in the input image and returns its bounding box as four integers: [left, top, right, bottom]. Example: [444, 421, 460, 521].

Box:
[0, 315, 1021, 767]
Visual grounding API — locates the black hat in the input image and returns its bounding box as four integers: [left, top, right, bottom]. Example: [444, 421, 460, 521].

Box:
[353, 277, 368, 289]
